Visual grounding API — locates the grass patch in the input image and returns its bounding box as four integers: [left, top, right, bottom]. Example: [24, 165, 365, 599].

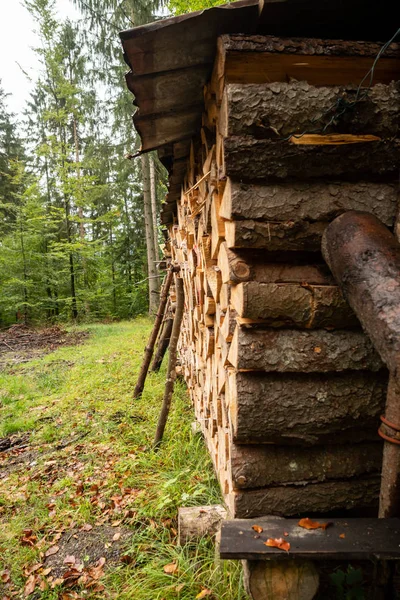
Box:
[0, 319, 248, 599]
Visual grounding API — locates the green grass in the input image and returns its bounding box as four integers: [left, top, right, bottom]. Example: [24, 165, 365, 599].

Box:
[0, 319, 248, 599]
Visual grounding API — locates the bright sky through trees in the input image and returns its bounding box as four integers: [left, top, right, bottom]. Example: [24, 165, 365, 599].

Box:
[0, 0, 80, 114]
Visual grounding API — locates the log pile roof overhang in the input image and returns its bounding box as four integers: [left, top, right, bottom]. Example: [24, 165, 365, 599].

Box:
[120, 0, 398, 219]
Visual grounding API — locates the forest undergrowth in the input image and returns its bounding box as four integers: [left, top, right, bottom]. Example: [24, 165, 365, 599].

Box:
[0, 319, 247, 599]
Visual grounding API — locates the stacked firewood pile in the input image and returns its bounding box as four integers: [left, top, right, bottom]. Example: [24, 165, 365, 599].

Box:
[164, 35, 399, 518]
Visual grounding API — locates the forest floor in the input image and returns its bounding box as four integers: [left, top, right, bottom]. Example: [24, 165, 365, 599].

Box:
[0, 320, 247, 600]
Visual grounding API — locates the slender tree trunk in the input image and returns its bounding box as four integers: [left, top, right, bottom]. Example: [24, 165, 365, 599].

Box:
[109, 224, 117, 315]
[141, 153, 159, 314]
[19, 221, 29, 325]
[149, 155, 159, 262]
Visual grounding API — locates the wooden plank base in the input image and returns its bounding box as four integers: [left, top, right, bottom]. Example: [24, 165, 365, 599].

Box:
[220, 518, 400, 561]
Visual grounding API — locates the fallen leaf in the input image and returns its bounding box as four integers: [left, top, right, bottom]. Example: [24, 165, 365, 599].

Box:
[251, 525, 263, 534]
[283, 532, 289, 537]
[45, 546, 59, 557]
[163, 562, 178, 575]
[314, 346, 322, 354]
[63, 555, 76, 565]
[81, 523, 92, 531]
[196, 590, 212, 599]
[1, 571, 10, 584]
[264, 538, 290, 552]
[120, 555, 134, 565]
[112, 532, 121, 541]
[298, 518, 332, 531]
[175, 584, 185, 592]
[339, 533, 346, 539]
[24, 575, 36, 597]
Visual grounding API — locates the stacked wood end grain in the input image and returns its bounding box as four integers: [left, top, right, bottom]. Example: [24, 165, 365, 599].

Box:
[168, 35, 400, 518]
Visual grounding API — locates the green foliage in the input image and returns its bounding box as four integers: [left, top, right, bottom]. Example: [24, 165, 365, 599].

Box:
[0, 321, 248, 599]
[168, 0, 229, 14]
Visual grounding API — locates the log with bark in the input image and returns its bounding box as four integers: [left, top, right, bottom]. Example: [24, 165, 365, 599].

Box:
[219, 81, 400, 140]
[227, 327, 383, 372]
[229, 442, 382, 489]
[227, 370, 387, 444]
[222, 137, 400, 182]
[227, 476, 380, 519]
[218, 243, 335, 285]
[220, 179, 397, 224]
[230, 282, 357, 328]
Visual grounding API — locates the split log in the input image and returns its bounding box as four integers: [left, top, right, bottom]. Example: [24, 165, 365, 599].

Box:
[227, 476, 381, 519]
[225, 219, 326, 251]
[227, 327, 383, 372]
[134, 266, 176, 398]
[228, 370, 387, 444]
[222, 136, 400, 182]
[178, 505, 227, 544]
[219, 81, 400, 139]
[230, 442, 383, 489]
[220, 179, 397, 224]
[230, 282, 357, 328]
[218, 243, 334, 285]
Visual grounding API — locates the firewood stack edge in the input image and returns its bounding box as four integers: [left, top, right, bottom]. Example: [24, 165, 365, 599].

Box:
[162, 35, 400, 518]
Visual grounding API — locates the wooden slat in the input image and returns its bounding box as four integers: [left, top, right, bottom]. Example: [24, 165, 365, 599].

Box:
[220, 518, 400, 560]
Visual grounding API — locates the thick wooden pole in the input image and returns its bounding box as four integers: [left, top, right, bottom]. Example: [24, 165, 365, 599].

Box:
[154, 276, 185, 449]
[133, 266, 176, 399]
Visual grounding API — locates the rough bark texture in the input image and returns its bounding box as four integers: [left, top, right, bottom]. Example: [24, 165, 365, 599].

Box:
[228, 327, 383, 372]
[223, 137, 400, 182]
[150, 315, 174, 372]
[220, 81, 400, 139]
[221, 34, 400, 58]
[243, 559, 319, 600]
[221, 179, 397, 224]
[230, 442, 383, 489]
[225, 219, 327, 251]
[230, 282, 357, 328]
[218, 244, 335, 285]
[229, 370, 387, 444]
[228, 477, 380, 518]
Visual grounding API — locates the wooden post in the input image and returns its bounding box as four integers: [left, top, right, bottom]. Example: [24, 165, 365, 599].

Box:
[153, 276, 185, 449]
[133, 266, 177, 399]
[150, 302, 174, 372]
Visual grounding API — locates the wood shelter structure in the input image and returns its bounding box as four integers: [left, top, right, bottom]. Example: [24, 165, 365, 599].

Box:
[120, 0, 400, 524]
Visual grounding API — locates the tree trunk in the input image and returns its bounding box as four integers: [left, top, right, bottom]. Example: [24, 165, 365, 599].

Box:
[230, 282, 357, 328]
[227, 327, 383, 372]
[228, 370, 387, 445]
[149, 155, 159, 262]
[141, 153, 159, 314]
[220, 179, 397, 223]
